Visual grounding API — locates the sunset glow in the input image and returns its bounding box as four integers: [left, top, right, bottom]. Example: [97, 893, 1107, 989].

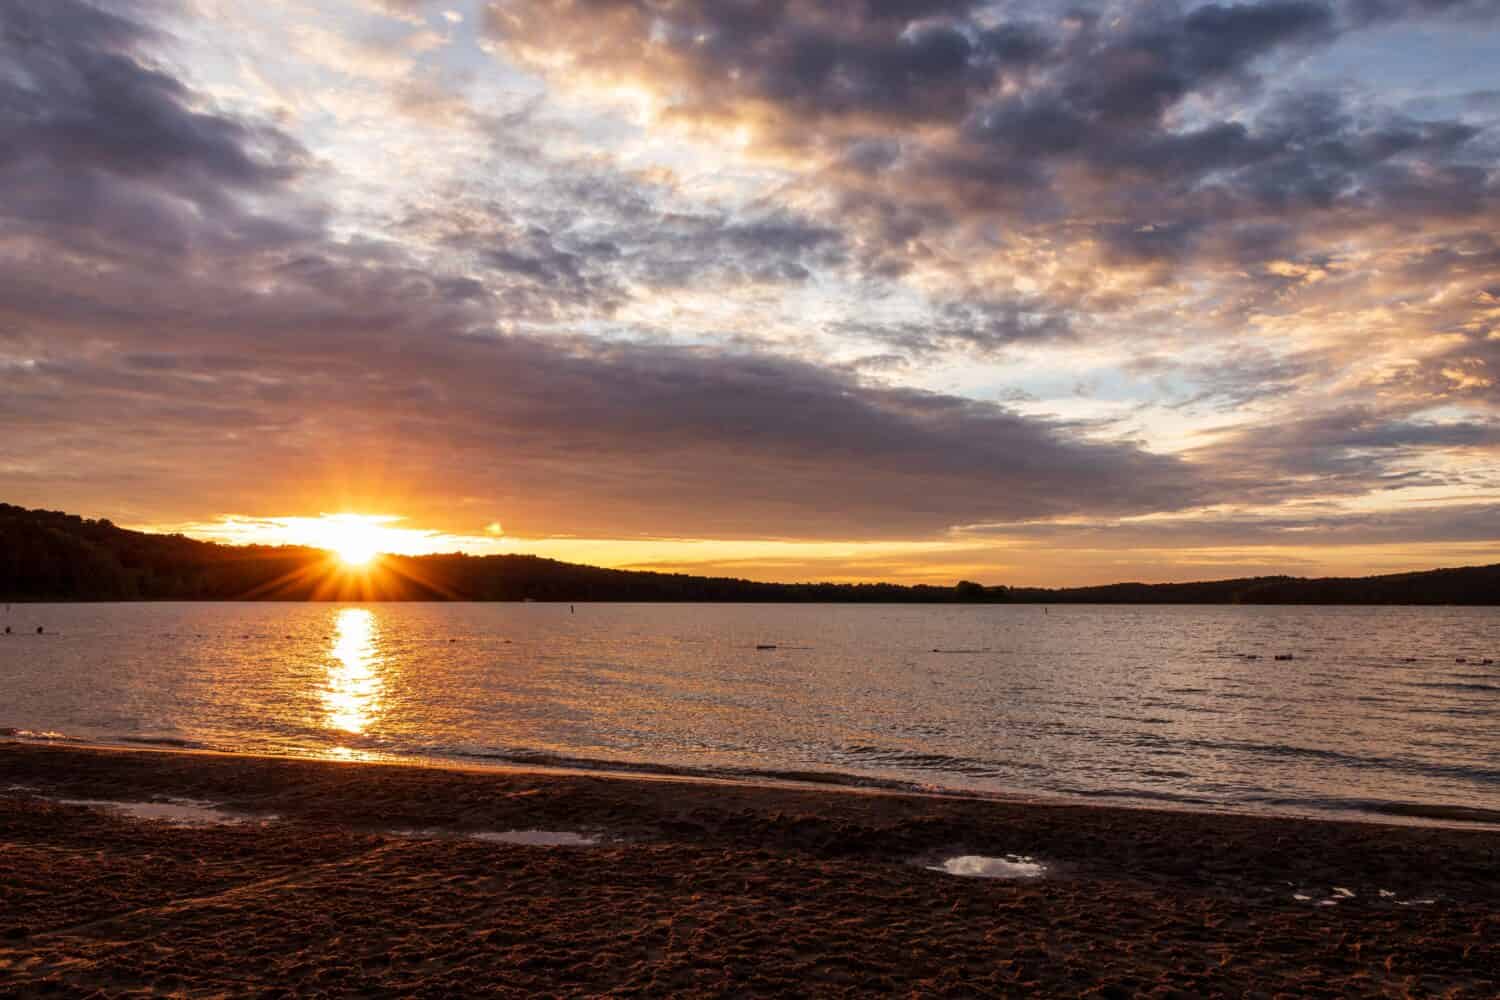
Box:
[181, 514, 471, 564]
[320, 608, 383, 735]
[319, 516, 392, 567]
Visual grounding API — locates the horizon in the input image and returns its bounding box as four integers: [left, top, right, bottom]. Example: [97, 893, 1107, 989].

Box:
[11, 501, 1497, 591]
[4, 1, 1499, 587]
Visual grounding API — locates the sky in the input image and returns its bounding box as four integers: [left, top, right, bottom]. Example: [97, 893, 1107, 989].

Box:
[2, 0, 1499, 586]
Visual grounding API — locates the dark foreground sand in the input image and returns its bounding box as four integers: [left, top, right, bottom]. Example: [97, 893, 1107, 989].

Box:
[1, 743, 1496, 998]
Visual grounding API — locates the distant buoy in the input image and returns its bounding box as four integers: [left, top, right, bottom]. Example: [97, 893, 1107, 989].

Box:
[36, 626, 44, 635]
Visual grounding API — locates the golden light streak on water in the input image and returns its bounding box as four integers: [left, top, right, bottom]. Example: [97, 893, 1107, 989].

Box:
[5, 604, 1499, 823]
[320, 608, 384, 737]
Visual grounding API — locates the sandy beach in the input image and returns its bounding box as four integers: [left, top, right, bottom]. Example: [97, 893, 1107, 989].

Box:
[1, 742, 1496, 998]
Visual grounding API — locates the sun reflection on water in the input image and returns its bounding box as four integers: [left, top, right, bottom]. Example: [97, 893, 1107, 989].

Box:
[321, 608, 384, 737]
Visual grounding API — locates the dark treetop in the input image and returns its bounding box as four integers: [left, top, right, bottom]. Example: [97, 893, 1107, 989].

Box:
[2, 503, 1497, 604]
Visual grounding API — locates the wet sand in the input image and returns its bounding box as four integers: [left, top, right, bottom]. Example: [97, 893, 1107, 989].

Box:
[1, 742, 1496, 997]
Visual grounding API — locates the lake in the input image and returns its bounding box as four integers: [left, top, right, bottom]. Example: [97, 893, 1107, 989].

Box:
[2, 602, 1497, 824]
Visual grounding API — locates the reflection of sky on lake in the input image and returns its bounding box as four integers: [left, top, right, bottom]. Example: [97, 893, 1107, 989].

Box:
[3, 603, 1499, 826]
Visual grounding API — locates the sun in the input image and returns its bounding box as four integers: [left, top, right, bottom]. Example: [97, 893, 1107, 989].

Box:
[334, 538, 377, 567]
[320, 514, 390, 567]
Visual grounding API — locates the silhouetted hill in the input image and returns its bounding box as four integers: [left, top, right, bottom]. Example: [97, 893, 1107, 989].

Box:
[2, 503, 1498, 604]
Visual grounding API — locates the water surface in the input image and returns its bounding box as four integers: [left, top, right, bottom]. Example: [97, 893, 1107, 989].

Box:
[2, 603, 1497, 824]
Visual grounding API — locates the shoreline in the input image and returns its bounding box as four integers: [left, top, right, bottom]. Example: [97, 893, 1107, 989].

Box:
[3, 741, 1498, 996]
[6, 732, 1500, 832]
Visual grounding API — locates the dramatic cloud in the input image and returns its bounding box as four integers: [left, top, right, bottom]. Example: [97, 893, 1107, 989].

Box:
[0, 239, 1214, 537]
[0, 0, 314, 260]
[2, 0, 1498, 581]
[0, 0, 1213, 541]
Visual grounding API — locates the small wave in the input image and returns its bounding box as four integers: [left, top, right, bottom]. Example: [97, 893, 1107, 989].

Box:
[1403, 682, 1500, 693]
[1261, 797, 1500, 827]
[1347, 800, 1500, 825]
[1406, 705, 1495, 718]
[431, 746, 935, 794]
[118, 736, 206, 749]
[1053, 786, 1216, 806]
[1180, 738, 1500, 786]
[836, 744, 1030, 777]
[1105, 733, 1500, 787]
[1, 727, 74, 742]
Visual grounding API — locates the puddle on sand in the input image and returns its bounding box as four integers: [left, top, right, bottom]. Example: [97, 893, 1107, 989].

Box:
[53, 797, 270, 826]
[387, 827, 603, 847]
[1291, 885, 1437, 908]
[928, 854, 1046, 879]
[471, 830, 601, 847]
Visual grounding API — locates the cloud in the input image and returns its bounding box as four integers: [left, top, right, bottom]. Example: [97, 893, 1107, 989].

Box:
[487, 0, 1498, 297]
[1, 0, 303, 190]
[0, 0, 1222, 541]
[1, 251, 1214, 536]
[0, 0, 315, 266]
[1343, 0, 1500, 26]
[4, 0, 1499, 578]
[1186, 407, 1500, 502]
[959, 501, 1500, 549]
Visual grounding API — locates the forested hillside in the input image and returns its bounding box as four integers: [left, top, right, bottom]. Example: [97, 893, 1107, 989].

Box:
[3, 504, 1497, 604]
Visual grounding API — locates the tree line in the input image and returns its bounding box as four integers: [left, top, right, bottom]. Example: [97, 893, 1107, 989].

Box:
[2, 503, 1497, 604]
